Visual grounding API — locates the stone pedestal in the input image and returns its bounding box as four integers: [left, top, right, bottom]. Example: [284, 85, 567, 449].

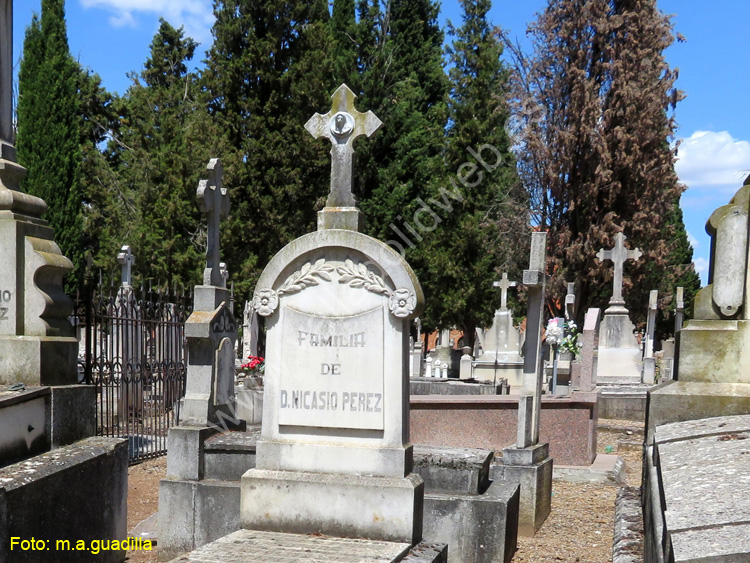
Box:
[596, 311, 642, 385]
[0, 143, 77, 386]
[241, 470, 424, 544]
[496, 443, 553, 536]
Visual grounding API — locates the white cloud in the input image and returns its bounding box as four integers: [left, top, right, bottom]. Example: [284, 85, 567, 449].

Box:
[675, 130, 750, 191]
[79, 0, 214, 43]
[693, 257, 709, 275]
[686, 230, 699, 249]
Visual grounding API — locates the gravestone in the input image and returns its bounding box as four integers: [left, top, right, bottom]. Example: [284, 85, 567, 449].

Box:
[642, 290, 657, 384]
[471, 272, 524, 388]
[500, 231, 553, 536]
[117, 245, 135, 288]
[674, 286, 684, 333]
[241, 300, 259, 360]
[564, 282, 576, 321]
[571, 308, 600, 392]
[594, 233, 643, 385]
[179, 159, 240, 428]
[241, 84, 427, 547]
[0, 1, 76, 385]
[0, 7, 127, 558]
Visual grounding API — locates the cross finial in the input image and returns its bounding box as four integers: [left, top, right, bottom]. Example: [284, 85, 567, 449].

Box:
[0, 0, 12, 146]
[116, 245, 135, 287]
[596, 232, 642, 311]
[305, 84, 382, 208]
[493, 272, 517, 311]
[197, 158, 230, 287]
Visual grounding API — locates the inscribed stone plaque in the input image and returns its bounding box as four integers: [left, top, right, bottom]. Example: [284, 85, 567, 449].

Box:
[278, 305, 384, 430]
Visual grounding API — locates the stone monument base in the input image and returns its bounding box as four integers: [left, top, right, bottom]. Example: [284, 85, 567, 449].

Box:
[677, 319, 750, 383]
[494, 443, 553, 536]
[240, 469, 424, 544]
[167, 529, 447, 563]
[596, 312, 642, 385]
[415, 445, 519, 563]
[0, 335, 78, 386]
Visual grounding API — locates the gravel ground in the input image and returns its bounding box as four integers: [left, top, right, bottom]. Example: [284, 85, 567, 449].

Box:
[125, 419, 645, 562]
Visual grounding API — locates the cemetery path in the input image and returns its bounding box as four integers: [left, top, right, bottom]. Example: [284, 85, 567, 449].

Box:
[126, 456, 165, 562]
[514, 419, 644, 563]
[123, 420, 644, 562]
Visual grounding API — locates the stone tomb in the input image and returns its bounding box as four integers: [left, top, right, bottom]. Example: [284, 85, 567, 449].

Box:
[595, 233, 644, 385]
[243, 230, 425, 543]
[469, 273, 524, 389]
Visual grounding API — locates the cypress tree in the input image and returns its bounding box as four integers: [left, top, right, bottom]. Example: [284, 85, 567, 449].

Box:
[115, 20, 224, 288]
[331, 0, 358, 85]
[17, 0, 83, 291]
[202, 0, 334, 301]
[352, 0, 449, 335]
[419, 0, 528, 341]
[509, 0, 697, 328]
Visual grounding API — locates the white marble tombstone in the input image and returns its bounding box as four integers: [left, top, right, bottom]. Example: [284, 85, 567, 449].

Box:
[241, 84, 424, 545]
[243, 230, 425, 543]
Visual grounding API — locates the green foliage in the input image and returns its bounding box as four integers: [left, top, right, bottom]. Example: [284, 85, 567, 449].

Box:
[16, 0, 83, 292]
[114, 19, 222, 288]
[418, 0, 528, 343]
[202, 0, 335, 305]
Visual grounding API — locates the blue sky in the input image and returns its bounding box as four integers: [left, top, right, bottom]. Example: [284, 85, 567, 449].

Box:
[11, 0, 750, 286]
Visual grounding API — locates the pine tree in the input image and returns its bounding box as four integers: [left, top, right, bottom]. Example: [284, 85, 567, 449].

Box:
[116, 19, 223, 288]
[508, 0, 698, 329]
[16, 0, 84, 292]
[419, 0, 528, 342]
[202, 0, 335, 302]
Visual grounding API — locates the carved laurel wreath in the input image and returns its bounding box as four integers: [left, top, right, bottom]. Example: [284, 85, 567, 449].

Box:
[253, 258, 416, 318]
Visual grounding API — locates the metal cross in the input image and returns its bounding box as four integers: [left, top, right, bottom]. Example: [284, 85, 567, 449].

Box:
[304, 84, 382, 208]
[197, 158, 230, 287]
[116, 245, 135, 287]
[596, 232, 642, 307]
[0, 0, 13, 145]
[493, 272, 517, 311]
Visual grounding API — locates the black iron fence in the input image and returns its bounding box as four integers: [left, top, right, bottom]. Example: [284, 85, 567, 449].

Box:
[75, 281, 192, 463]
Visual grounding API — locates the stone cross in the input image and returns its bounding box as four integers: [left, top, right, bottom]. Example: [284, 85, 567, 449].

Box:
[674, 286, 684, 333]
[0, 0, 11, 146]
[493, 272, 517, 312]
[116, 245, 135, 288]
[197, 158, 230, 287]
[304, 84, 382, 208]
[564, 282, 576, 320]
[596, 232, 642, 311]
[520, 231, 548, 447]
